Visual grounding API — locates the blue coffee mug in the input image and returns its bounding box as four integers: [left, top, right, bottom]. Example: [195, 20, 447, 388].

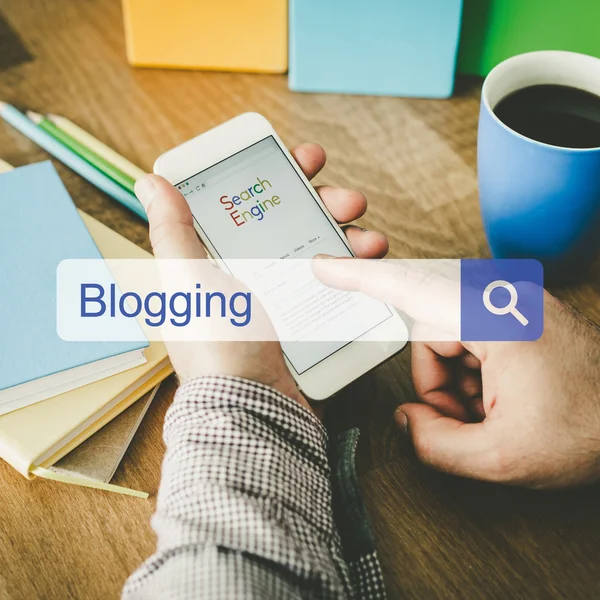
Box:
[478, 51, 600, 280]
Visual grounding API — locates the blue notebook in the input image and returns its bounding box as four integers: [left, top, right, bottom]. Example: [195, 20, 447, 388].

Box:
[0, 162, 148, 415]
[289, 0, 463, 98]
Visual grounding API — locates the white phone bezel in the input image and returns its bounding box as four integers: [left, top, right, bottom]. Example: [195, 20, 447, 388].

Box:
[154, 112, 408, 399]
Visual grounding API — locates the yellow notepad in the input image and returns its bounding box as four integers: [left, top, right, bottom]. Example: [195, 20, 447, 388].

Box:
[122, 0, 287, 73]
[0, 213, 172, 484]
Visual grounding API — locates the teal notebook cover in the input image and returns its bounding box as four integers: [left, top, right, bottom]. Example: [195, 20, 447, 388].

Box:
[289, 0, 463, 98]
[0, 162, 148, 394]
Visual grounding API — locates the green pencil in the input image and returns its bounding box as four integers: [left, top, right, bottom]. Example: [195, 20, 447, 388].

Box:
[26, 111, 136, 194]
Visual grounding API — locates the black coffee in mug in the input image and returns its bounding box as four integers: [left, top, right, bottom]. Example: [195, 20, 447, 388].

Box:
[494, 84, 600, 149]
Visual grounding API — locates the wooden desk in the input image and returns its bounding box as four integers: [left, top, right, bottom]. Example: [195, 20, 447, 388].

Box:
[1, 2, 600, 598]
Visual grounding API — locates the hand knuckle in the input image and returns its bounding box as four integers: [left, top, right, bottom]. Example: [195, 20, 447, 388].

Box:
[413, 432, 438, 467]
[149, 220, 187, 250]
[487, 446, 519, 482]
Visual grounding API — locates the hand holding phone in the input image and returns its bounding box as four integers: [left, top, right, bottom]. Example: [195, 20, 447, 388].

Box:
[152, 114, 407, 399]
[138, 142, 389, 402]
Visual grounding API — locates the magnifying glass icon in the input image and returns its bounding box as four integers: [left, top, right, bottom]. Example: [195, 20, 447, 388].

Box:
[482, 280, 529, 326]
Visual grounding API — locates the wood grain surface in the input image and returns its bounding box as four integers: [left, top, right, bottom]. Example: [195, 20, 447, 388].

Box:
[1, 2, 600, 599]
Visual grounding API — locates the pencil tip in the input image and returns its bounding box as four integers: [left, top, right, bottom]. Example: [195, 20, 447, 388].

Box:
[26, 110, 42, 123]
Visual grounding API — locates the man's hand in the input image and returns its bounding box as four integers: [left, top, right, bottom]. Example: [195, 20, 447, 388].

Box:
[135, 143, 388, 412]
[314, 258, 600, 488]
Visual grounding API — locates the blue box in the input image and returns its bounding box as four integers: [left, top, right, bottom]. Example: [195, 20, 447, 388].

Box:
[289, 0, 463, 98]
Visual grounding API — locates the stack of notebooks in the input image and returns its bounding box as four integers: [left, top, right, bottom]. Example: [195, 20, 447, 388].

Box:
[0, 160, 172, 497]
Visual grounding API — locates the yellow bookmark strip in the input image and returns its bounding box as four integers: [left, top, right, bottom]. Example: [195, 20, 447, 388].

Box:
[32, 467, 149, 499]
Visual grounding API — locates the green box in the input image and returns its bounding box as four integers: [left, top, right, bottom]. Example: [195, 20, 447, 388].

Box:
[458, 0, 600, 76]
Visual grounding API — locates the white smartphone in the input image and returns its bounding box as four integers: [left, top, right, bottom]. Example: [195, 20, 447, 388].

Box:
[154, 112, 407, 399]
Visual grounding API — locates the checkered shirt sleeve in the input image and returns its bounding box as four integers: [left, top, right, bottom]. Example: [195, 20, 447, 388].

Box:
[122, 375, 359, 599]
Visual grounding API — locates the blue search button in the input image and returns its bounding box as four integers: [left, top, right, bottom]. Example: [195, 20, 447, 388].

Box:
[460, 259, 544, 342]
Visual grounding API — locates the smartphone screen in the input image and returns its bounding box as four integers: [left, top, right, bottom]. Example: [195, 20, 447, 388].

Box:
[178, 136, 392, 374]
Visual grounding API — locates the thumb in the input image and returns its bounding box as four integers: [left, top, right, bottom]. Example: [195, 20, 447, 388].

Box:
[395, 403, 498, 480]
[135, 174, 207, 259]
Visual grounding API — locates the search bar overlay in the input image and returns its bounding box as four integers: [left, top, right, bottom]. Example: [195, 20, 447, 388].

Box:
[56, 258, 543, 343]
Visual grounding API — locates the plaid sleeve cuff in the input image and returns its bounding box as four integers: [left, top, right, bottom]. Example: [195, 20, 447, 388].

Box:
[170, 375, 329, 463]
[148, 376, 346, 586]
